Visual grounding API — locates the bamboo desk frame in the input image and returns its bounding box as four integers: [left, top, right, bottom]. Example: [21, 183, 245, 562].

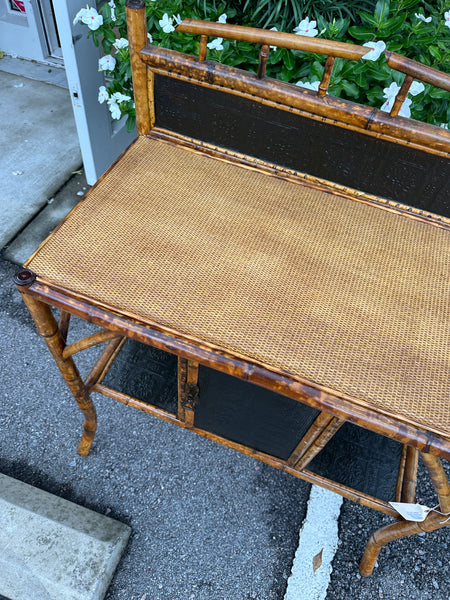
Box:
[15, 0, 450, 577]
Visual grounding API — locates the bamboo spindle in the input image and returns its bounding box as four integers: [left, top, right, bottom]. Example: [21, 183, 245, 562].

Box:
[177, 357, 188, 421]
[318, 56, 335, 97]
[287, 412, 334, 467]
[199, 35, 208, 61]
[257, 45, 269, 79]
[126, 0, 152, 134]
[390, 74, 413, 118]
[62, 329, 122, 359]
[183, 360, 199, 428]
[293, 417, 345, 471]
[58, 310, 71, 344]
[400, 446, 419, 503]
[84, 336, 125, 391]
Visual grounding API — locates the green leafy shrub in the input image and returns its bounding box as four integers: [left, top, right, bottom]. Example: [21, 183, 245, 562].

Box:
[77, 0, 450, 131]
[231, 0, 377, 30]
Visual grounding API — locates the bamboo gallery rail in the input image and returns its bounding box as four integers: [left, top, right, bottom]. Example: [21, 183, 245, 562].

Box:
[14, 0, 450, 581]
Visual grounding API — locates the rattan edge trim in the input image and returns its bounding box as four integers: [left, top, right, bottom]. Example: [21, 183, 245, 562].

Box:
[148, 129, 450, 229]
[22, 277, 450, 457]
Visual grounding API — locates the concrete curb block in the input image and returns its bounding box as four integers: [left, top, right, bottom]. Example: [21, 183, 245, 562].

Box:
[0, 474, 131, 600]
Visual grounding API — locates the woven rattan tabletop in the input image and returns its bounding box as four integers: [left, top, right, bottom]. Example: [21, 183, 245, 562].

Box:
[26, 136, 450, 441]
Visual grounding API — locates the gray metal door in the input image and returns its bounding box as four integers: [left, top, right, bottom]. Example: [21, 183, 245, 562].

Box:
[0, 0, 48, 61]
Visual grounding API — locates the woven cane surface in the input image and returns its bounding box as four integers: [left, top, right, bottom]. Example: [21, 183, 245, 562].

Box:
[27, 136, 450, 438]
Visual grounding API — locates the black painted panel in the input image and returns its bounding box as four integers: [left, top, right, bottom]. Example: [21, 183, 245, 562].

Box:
[102, 339, 178, 414]
[308, 422, 403, 501]
[154, 75, 449, 217]
[195, 366, 320, 460]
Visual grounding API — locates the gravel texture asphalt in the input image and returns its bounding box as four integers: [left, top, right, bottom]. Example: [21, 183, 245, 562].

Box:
[1, 251, 449, 600]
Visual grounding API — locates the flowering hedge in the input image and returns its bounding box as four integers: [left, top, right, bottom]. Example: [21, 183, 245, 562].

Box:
[75, 0, 450, 132]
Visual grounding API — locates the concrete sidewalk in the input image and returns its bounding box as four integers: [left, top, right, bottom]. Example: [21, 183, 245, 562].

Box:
[0, 64, 82, 251]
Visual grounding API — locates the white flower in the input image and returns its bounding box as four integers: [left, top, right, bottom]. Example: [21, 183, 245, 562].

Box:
[217, 14, 227, 23]
[415, 13, 432, 23]
[380, 80, 423, 118]
[73, 7, 103, 31]
[409, 81, 425, 96]
[445, 11, 450, 28]
[207, 37, 224, 50]
[383, 81, 400, 99]
[293, 17, 318, 37]
[269, 26, 278, 50]
[173, 14, 182, 25]
[382, 96, 412, 117]
[440, 123, 449, 129]
[295, 80, 320, 91]
[147, 33, 153, 43]
[362, 40, 386, 61]
[113, 38, 129, 50]
[110, 92, 131, 103]
[108, 0, 116, 22]
[108, 100, 121, 120]
[98, 85, 109, 104]
[159, 13, 175, 33]
[380, 82, 400, 113]
[380, 98, 393, 112]
[98, 54, 116, 71]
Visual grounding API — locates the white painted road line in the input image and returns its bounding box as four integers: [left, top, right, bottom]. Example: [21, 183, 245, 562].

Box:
[284, 485, 343, 600]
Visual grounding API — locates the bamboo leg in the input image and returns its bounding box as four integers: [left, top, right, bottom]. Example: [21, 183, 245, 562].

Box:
[359, 509, 449, 576]
[400, 446, 419, 503]
[359, 452, 450, 576]
[421, 453, 450, 513]
[19, 292, 97, 456]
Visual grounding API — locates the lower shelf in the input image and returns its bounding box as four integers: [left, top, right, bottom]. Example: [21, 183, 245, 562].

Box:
[99, 340, 403, 503]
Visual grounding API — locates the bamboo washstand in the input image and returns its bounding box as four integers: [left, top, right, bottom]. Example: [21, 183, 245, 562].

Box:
[15, 0, 450, 577]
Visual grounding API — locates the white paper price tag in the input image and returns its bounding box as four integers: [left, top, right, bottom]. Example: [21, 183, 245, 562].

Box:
[389, 502, 431, 522]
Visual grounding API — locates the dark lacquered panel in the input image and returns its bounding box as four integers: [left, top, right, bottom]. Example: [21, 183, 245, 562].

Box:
[308, 422, 403, 501]
[154, 75, 449, 217]
[102, 339, 178, 414]
[195, 366, 320, 461]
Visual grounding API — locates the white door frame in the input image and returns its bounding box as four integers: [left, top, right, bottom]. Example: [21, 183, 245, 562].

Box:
[52, 1, 136, 184]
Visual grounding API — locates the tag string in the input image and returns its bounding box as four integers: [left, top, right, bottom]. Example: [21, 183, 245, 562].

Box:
[430, 505, 450, 524]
